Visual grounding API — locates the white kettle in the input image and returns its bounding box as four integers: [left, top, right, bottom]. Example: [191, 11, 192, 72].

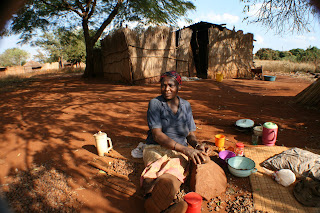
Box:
[93, 131, 113, 156]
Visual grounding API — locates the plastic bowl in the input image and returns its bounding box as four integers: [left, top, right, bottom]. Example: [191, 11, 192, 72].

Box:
[263, 75, 276, 81]
[227, 156, 257, 177]
[219, 150, 236, 163]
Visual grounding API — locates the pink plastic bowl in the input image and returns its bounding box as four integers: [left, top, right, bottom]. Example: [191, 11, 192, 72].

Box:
[219, 150, 236, 163]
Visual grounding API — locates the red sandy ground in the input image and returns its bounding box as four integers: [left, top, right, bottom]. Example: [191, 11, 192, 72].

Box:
[0, 72, 319, 212]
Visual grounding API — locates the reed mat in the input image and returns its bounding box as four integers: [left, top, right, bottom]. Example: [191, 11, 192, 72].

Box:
[245, 145, 319, 213]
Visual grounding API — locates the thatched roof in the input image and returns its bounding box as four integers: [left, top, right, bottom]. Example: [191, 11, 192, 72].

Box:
[23, 60, 42, 68]
[295, 78, 320, 106]
[178, 21, 227, 32]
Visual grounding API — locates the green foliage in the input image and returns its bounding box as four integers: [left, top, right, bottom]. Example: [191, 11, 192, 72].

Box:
[304, 46, 320, 61]
[33, 28, 86, 64]
[0, 48, 29, 66]
[33, 50, 49, 63]
[5, 0, 195, 77]
[255, 46, 320, 71]
[279, 51, 292, 58]
[289, 48, 306, 61]
[303, 46, 320, 72]
[5, 0, 195, 44]
[255, 48, 279, 60]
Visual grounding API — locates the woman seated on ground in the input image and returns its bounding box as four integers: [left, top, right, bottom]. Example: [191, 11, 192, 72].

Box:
[141, 71, 208, 213]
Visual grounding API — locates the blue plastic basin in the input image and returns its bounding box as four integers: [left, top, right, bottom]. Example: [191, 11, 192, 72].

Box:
[263, 75, 276, 81]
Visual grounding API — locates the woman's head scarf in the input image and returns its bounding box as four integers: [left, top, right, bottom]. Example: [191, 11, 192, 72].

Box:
[160, 71, 182, 85]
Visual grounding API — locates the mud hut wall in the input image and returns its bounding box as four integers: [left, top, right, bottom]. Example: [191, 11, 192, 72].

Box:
[101, 30, 132, 82]
[188, 45, 197, 77]
[124, 27, 176, 83]
[207, 28, 253, 79]
[41, 62, 60, 70]
[176, 28, 193, 76]
[93, 48, 103, 77]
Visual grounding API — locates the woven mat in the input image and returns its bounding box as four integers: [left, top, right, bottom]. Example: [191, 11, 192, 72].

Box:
[245, 145, 319, 213]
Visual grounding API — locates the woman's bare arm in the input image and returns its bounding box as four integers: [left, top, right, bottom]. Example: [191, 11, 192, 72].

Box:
[151, 129, 207, 164]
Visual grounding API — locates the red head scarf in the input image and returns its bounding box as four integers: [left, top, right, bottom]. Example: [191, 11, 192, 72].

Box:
[160, 71, 182, 85]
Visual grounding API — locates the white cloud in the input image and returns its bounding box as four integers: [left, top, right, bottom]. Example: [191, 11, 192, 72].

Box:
[309, 36, 317, 42]
[180, 11, 240, 27]
[204, 12, 240, 25]
[177, 20, 189, 29]
[254, 35, 264, 44]
[177, 12, 239, 29]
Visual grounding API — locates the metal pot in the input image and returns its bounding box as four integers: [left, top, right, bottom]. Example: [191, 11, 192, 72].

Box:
[227, 156, 257, 177]
[235, 119, 254, 132]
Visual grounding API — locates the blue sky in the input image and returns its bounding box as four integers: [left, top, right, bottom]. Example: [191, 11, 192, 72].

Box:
[0, 0, 319, 59]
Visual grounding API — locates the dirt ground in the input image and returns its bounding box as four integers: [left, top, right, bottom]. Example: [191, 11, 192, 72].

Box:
[0, 71, 319, 213]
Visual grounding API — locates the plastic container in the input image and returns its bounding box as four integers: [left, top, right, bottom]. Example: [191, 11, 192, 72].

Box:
[272, 169, 296, 187]
[252, 135, 259, 145]
[253, 126, 263, 136]
[262, 122, 278, 146]
[215, 134, 225, 149]
[263, 75, 276, 81]
[93, 131, 113, 156]
[235, 143, 244, 156]
[216, 73, 223, 82]
[184, 192, 202, 213]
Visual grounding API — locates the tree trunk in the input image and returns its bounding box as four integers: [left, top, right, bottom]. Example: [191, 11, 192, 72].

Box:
[81, 1, 122, 78]
[83, 44, 95, 78]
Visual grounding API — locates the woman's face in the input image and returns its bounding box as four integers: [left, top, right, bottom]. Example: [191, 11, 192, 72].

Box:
[161, 76, 180, 100]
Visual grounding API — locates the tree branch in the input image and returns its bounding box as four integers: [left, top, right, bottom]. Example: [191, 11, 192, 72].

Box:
[87, 0, 97, 19]
[41, 0, 59, 9]
[92, 0, 123, 43]
[85, 0, 93, 13]
[61, 0, 83, 17]
[75, 0, 85, 13]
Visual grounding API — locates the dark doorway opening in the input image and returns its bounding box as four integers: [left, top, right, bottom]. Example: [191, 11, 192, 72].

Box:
[190, 28, 209, 79]
[177, 22, 226, 79]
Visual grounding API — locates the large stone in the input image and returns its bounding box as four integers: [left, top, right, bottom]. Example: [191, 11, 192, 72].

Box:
[189, 158, 227, 200]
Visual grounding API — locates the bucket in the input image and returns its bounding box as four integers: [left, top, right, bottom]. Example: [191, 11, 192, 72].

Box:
[216, 73, 223, 82]
[215, 134, 225, 149]
[262, 122, 278, 146]
[184, 192, 202, 213]
[93, 131, 113, 156]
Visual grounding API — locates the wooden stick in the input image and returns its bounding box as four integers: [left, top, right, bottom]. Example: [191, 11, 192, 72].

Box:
[89, 161, 144, 200]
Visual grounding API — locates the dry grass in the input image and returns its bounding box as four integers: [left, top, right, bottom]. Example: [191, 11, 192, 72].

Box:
[254, 60, 316, 73]
[0, 68, 84, 93]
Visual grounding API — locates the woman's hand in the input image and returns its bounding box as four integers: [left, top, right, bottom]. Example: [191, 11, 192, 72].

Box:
[195, 143, 206, 152]
[183, 147, 208, 165]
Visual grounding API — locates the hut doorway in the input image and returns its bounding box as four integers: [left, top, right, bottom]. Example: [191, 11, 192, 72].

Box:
[190, 28, 208, 79]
